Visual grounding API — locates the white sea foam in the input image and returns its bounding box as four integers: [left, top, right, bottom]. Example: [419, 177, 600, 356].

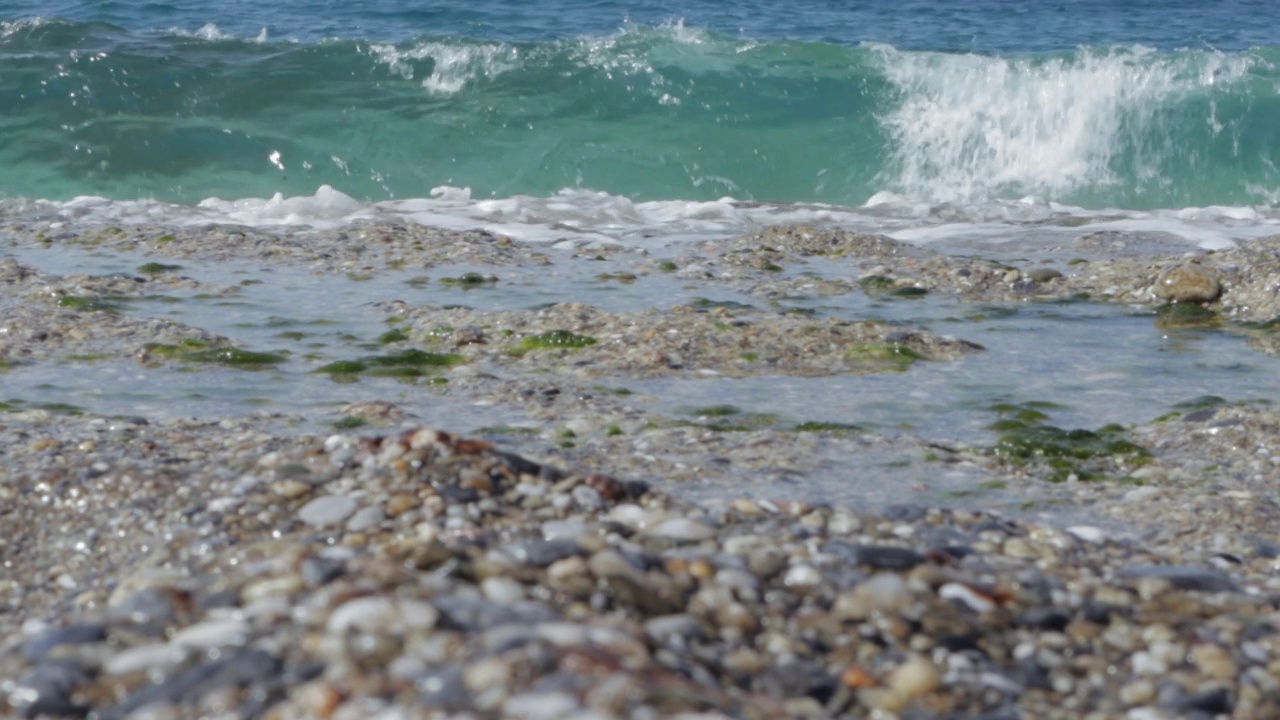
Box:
[874, 43, 1258, 204]
[6, 185, 1280, 252]
[367, 41, 519, 95]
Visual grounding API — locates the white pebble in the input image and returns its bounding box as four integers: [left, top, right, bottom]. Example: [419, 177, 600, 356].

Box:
[646, 517, 715, 541]
[939, 583, 996, 613]
[170, 618, 249, 648]
[783, 563, 822, 588]
[104, 643, 188, 675]
[1067, 525, 1108, 543]
[481, 576, 526, 605]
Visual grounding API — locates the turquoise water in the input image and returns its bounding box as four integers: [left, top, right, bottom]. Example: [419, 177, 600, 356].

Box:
[3, 1, 1280, 219]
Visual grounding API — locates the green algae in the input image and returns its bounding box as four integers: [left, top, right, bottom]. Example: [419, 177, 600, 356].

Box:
[986, 404, 1151, 482]
[440, 272, 496, 287]
[658, 261, 678, 272]
[677, 405, 779, 431]
[792, 421, 864, 433]
[314, 349, 466, 379]
[472, 425, 540, 436]
[1155, 303, 1220, 330]
[144, 341, 286, 368]
[514, 330, 598, 353]
[1172, 395, 1228, 411]
[599, 272, 638, 283]
[378, 328, 409, 344]
[329, 416, 368, 429]
[1, 399, 84, 415]
[137, 262, 184, 275]
[181, 347, 287, 366]
[684, 405, 741, 417]
[691, 298, 756, 311]
[859, 275, 895, 292]
[57, 296, 125, 314]
[887, 286, 929, 298]
[845, 343, 922, 372]
[316, 360, 369, 374]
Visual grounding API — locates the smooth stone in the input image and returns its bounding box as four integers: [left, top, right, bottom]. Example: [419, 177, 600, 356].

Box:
[1120, 565, 1236, 593]
[328, 597, 439, 634]
[783, 563, 823, 588]
[480, 576, 527, 605]
[887, 656, 942, 700]
[1028, 268, 1063, 282]
[14, 661, 92, 718]
[501, 691, 580, 720]
[114, 649, 281, 716]
[1153, 264, 1221, 303]
[346, 505, 385, 532]
[571, 484, 606, 511]
[835, 572, 912, 620]
[104, 643, 189, 676]
[108, 588, 184, 630]
[301, 556, 346, 586]
[508, 538, 581, 567]
[1013, 607, 1071, 631]
[827, 541, 926, 570]
[939, 582, 998, 613]
[433, 596, 557, 632]
[170, 618, 250, 648]
[541, 519, 587, 541]
[645, 517, 716, 542]
[24, 623, 107, 661]
[297, 495, 358, 527]
[644, 614, 704, 645]
[326, 596, 392, 633]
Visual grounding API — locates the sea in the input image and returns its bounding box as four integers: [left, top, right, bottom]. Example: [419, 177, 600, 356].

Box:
[3, 0, 1280, 240]
[5, 1, 1280, 508]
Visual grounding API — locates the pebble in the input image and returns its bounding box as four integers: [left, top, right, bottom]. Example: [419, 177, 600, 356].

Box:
[645, 517, 716, 542]
[1153, 264, 1221, 303]
[297, 494, 358, 527]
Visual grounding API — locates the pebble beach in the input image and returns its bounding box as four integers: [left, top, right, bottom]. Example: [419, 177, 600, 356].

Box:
[5, 220, 1280, 719]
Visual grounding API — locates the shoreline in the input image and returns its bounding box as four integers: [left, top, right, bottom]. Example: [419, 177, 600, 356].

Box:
[5, 220, 1280, 717]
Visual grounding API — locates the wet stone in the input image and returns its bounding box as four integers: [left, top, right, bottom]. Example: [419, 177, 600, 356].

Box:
[881, 504, 927, 522]
[1013, 607, 1071, 631]
[300, 556, 345, 586]
[24, 624, 108, 661]
[107, 588, 186, 633]
[509, 538, 582, 567]
[1121, 565, 1237, 593]
[1153, 264, 1221, 303]
[13, 660, 92, 719]
[109, 648, 282, 719]
[827, 541, 927, 570]
[433, 596, 558, 632]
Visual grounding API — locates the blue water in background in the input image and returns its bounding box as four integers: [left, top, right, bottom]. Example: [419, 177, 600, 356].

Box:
[8, 0, 1277, 50]
[2, 0, 1280, 221]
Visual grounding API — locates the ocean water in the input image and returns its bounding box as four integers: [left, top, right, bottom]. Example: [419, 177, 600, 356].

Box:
[3, 0, 1280, 244]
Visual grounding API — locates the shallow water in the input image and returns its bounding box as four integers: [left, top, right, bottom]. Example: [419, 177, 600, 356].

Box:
[7, 239, 1280, 466]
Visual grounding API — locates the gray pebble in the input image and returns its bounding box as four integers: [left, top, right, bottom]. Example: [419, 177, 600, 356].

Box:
[297, 494, 358, 527]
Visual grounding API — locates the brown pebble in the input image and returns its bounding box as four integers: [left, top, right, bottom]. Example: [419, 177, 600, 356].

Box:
[1153, 264, 1221, 303]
